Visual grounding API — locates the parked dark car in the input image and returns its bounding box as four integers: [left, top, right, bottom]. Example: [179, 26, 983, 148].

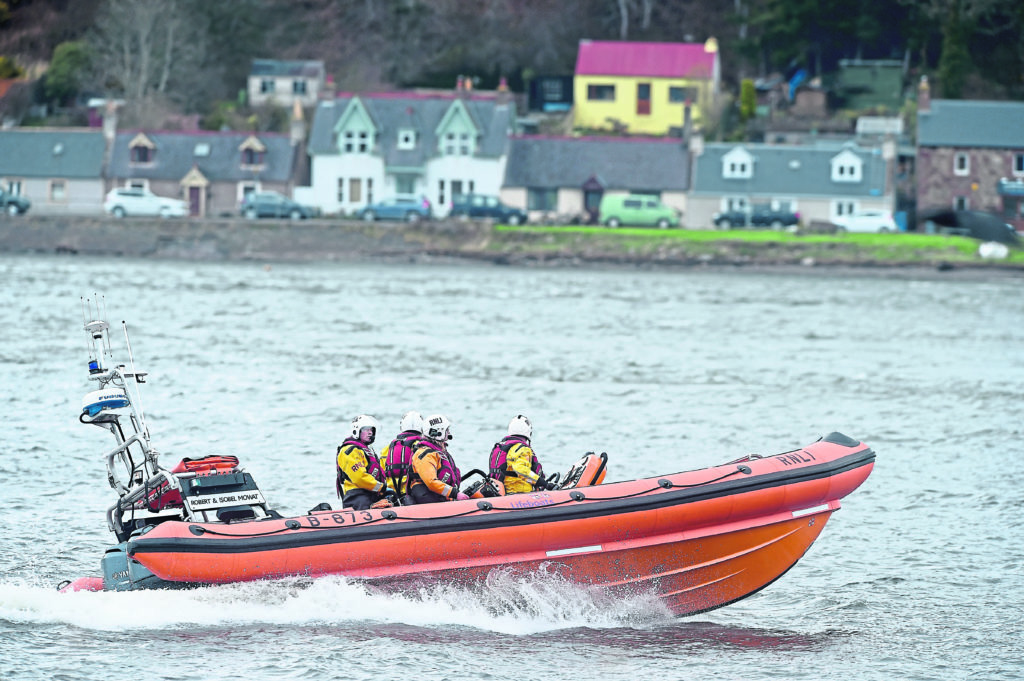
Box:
[0, 189, 31, 216]
[713, 205, 800, 229]
[240, 192, 317, 220]
[449, 193, 526, 225]
[357, 195, 432, 222]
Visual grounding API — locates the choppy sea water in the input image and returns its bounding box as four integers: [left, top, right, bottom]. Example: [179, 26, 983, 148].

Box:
[1, 254, 1022, 681]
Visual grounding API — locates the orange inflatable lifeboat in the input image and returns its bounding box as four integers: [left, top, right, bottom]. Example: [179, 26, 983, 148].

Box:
[92, 435, 871, 616]
[63, 311, 875, 616]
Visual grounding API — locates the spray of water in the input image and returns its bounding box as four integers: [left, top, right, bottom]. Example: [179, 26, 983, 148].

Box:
[0, 569, 674, 633]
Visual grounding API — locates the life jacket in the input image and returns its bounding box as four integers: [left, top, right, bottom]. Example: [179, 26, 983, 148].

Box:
[383, 430, 423, 490]
[488, 436, 543, 482]
[409, 439, 462, 493]
[335, 438, 385, 498]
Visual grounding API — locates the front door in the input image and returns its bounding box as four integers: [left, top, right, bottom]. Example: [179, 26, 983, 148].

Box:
[637, 83, 651, 116]
[582, 175, 604, 225]
[188, 187, 201, 216]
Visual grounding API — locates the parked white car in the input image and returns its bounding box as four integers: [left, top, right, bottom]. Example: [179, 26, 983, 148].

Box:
[104, 187, 188, 218]
[832, 210, 899, 233]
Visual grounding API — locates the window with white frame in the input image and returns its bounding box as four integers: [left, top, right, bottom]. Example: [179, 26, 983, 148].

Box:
[50, 179, 67, 202]
[459, 133, 470, 155]
[833, 200, 857, 218]
[397, 129, 416, 150]
[1014, 153, 1024, 176]
[954, 195, 969, 210]
[954, 152, 969, 176]
[6, 179, 22, 195]
[343, 131, 354, 152]
[358, 131, 369, 153]
[438, 179, 445, 206]
[366, 178, 373, 204]
[292, 79, 307, 95]
[444, 133, 456, 155]
[336, 178, 344, 203]
[725, 196, 748, 211]
[239, 182, 258, 205]
[260, 79, 275, 93]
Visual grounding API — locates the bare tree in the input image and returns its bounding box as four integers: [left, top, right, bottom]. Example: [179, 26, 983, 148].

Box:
[88, 0, 206, 120]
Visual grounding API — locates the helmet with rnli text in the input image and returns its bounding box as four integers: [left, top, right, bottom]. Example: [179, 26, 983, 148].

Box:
[424, 414, 453, 443]
[507, 414, 532, 439]
[350, 414, 379, 444]
[400, 410, 424, 433]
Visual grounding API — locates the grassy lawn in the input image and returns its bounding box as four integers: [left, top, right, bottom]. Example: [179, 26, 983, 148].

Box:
[491, 225, 1024, 265]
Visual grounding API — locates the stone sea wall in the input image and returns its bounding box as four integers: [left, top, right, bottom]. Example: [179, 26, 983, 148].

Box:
[0, 216, 491, 262]
[1, 215, 1021, 276]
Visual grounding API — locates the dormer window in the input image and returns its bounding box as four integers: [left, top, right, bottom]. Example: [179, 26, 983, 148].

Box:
[239, 135, 267, 167]
[444, 132, 456, 155]
[129, 133, 156, 164]
[397, 128, 416, 150]
[459, 133, 470, 156]
[830, 149, 863, 183]
[722, 147, 754, 179]
[358, 131, 369, 152]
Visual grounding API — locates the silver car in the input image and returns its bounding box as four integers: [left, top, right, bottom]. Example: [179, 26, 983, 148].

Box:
[104, 187, 188, 218]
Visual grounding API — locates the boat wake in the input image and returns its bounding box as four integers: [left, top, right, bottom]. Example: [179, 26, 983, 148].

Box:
[0, 570, 674, 634]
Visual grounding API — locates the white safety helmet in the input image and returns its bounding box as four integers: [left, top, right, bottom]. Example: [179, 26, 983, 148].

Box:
[350, 414, 379, 444]
[507, 414, 532, 439]
[400, 410, 424, 433]
[424, 414, 453, 443]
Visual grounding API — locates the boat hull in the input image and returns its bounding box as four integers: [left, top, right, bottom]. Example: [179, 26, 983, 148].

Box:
[122, 433, 874, 615]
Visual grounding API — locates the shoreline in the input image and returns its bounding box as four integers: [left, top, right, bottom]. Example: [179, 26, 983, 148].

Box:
[1, 215, 1021, 279]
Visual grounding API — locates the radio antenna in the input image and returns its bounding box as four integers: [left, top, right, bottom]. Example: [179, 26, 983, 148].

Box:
[122, 320, 150, 441]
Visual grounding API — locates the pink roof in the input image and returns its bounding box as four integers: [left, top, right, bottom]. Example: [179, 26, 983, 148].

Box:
[575, 40, 715, 79]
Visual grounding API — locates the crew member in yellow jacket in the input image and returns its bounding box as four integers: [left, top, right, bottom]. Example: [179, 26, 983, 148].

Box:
[488, 415, 547, 494]
[335, 414, 389, 510]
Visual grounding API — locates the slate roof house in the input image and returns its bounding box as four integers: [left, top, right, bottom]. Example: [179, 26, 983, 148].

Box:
[688, 138, 895, 229]
[0, 129, 106, 214]
[915, 78, 1024, 231]
[107, 129, 304, 217]
[503, 135, 690, 223]
[305, 91, 515, 216]
[248, 59, 326, 108]
[573, 39, 720, 136]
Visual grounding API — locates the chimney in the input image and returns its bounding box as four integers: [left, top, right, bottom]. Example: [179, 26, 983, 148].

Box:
[101, 100, 118, 180]
[102, 100, 118, 145]
[321, 74, 336, 101]
[917, 75, 930, 113]
[882, 136, 896, 198]
[290, 98, 306, 146]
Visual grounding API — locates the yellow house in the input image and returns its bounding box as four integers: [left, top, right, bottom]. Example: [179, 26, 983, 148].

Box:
[573, 39, 720, 136]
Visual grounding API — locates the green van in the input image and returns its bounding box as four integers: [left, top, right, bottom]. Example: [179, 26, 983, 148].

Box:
[598, 194, 680, 228]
